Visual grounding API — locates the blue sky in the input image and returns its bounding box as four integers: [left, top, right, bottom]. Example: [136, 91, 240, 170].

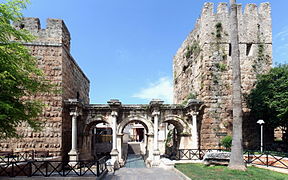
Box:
[18, 0, 288, 104]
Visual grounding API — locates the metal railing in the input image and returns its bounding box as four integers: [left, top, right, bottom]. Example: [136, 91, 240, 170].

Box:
[169, 149, 288, 169]
[176, 149, 223, 160]
[165, 149, 223, 160]
[0, 155, 108, 177]
[244, 150, 288, 169]
[0, 151, 60, 163]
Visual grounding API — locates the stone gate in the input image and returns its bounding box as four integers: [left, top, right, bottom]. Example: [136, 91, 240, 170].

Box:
[64, 99, 203, 167]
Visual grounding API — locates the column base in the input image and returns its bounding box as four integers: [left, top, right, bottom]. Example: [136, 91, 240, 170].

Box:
[152, 150, 161, 167]
[110, 149, 120, 170]
[68, 149, 79, 166]
[110, 149, 119, 156]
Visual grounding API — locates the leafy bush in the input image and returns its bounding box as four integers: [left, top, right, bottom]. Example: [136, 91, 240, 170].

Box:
[221, 136, 232, 150]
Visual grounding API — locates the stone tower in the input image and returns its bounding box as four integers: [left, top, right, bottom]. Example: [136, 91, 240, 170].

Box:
[0, 18, 90, 158]
[173, 3, 272, 148]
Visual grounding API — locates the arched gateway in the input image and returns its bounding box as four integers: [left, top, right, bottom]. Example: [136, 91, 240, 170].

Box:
[64, 99, 203, 168]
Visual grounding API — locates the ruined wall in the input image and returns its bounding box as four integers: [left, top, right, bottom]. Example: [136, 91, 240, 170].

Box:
[173, 3, 272, 148]
[0, 18, 90, 157]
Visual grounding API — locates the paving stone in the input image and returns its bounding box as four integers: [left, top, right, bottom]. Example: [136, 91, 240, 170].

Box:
[104, 167, 182, 180]
[124, 154, 146, 168]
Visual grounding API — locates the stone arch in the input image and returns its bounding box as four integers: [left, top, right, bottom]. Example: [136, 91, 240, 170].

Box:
[117, 115, 154, 135]
[84, 115, 110, 135]
[163, 115, 190, 135]
[81, 115, 112, 160]
[116, 115, 154, 164]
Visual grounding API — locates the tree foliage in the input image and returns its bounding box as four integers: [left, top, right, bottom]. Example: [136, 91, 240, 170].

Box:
[248, 64, 288, 129]
[0, 0, 51, 139]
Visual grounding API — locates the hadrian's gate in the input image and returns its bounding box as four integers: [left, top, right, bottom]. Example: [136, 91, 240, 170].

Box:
[65, 99, 203, 166]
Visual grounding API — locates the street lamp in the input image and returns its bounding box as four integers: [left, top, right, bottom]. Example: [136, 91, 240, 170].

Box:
[257, 119, 265, 152]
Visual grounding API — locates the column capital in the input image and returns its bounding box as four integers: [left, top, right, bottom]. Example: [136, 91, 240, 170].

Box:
[111, 111, 118, 117]
[187, 111, 199, 117]
[192, 111, 199, 116]
[70, 111, 79, 117]
[152, 111, 160, 117]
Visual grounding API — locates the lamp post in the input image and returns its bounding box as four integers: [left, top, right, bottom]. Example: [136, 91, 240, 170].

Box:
[257, 119, 265, 152]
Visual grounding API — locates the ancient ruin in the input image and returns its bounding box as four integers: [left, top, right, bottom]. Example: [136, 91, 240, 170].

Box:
[173, 2, 272, 149]
[0, 2, 273, 169]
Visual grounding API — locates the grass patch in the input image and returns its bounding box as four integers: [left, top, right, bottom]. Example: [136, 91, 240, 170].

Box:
[175, 163, 288, 180]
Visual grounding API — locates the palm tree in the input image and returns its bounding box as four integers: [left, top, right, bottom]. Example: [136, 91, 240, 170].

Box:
[228, 0, 247, 171]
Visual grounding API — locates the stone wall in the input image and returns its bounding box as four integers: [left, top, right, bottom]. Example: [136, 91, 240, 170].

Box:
[0, 18, 90, 158]
[173, 3, 272, 148]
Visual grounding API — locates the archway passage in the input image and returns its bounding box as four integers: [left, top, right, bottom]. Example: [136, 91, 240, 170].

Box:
[162, 115, 190, 159]
[92, 123, 112, 158]
[123, 122, 146, 155]
[117, 117, 154, 167]
[82, 119, 112, 160]
[122, 122, 147, 168]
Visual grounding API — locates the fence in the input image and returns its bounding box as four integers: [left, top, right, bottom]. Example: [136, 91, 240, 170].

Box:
[170, 149, 288, 169]
[0, 151, 60, 163]
[0, 154, 108, 177]
[244, 150, 288, 169]
[165, 149, 223, 160]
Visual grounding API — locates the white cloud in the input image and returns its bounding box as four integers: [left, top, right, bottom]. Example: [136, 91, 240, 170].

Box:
[132, 77, 173, 104]
[275, 27, 288, 40]
[274, 27, 288, 64]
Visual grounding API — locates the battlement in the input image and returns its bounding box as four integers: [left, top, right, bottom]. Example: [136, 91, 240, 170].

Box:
[201, 2, 270, 16]
[14, 18, 71, 50]
[195, 2, 272, 44]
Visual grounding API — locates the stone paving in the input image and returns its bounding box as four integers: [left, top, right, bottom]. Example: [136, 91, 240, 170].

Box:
[104, 154, 183, 180]
[104, 167, 183, 180]
[124, 154, 146, 168]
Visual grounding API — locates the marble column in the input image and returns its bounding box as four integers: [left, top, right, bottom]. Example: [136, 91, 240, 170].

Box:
[69, 111, 79, 162]
[117, 134, 124, 166]
[110, 111, 119, 169]
[111, 111, 118, 151]
[191, 112, 199, 149]
[145, 133, 154, 167]
[152, 111, 160, 166]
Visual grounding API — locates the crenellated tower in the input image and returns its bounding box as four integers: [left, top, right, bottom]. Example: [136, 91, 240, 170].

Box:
[0, 18, 90, 159]
[173, 2, 272, 149]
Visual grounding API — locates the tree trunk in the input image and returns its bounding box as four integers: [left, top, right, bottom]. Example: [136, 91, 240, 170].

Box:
[228, 0, 247, 171]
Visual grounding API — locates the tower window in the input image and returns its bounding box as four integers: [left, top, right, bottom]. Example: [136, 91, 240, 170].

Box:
[20, 24, 25, 29]
[229, 43, 232, 56]
[246, 44, 252, 56]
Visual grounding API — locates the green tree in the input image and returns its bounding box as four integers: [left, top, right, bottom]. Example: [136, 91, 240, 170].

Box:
[0, 0, 51, 138]
[248, 65, 288, 140]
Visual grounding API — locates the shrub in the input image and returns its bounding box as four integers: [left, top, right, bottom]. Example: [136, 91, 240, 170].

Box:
[221, 136, 232, 150]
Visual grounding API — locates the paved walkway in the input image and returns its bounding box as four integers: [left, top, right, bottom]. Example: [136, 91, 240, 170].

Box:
[104, 167, 183, 180]
[104, 154, 183, 180]
[124, 154, 146, 168]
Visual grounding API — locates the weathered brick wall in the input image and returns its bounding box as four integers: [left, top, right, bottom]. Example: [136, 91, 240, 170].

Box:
[173, 3, 272, 148]
[61, 43, 90, 157]
[0, 18, 90, 157]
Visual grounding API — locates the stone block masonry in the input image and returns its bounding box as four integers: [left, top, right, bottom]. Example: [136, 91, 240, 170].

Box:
[173, 2, 272, 149]
[0, 18, 90, 159]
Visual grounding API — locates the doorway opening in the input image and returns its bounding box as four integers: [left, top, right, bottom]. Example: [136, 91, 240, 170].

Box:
[91, 123, 112, 159]
[123, 122, 146, 155]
